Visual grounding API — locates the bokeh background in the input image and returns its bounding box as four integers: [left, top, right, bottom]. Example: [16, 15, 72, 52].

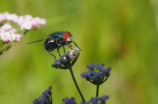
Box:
[0, 0, 158, 104]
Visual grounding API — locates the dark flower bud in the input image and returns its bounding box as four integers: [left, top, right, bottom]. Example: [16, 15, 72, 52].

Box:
[52, 48, 80, 69]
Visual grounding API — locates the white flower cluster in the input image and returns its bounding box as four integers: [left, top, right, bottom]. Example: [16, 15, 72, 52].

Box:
[0, 12, 46, 30]
[0, 24, 21, 42]
[0, 12, 46, 42]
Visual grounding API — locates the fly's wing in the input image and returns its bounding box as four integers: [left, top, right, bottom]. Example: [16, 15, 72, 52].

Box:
[47, 37, 56, 43]
[47, 31, 66, 45]
[47, 31, 65, 38]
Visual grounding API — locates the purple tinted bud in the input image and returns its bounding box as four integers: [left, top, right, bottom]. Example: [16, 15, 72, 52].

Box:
[48, 86, 52, 90]
[95, 72, 103, 78]
[86, 71, 91, 76]
[101, 63, 105, 67]
[63, 97, 76, 104]
[101, 66, 112, 74]
[80, 102, 86, 104]
[98, 95, 109, 101]
[97, 64, 103, 70]
[42, 90, 49, 95]
[81, 73, 86, 78]
[88, 95, 109, 104]
[42, 86, 52, 95]
[90, 76, 96, 80]
[83, 63, 112, 85]
[91, 63, 97, 67]
[95, 73, 100, 78]
[101, 68, 106, 73]
[33, 86, 52, 104]
[87, 65, 92, 69]
[80, 101, 90, 104]
[70, 97, 76, 104]
[87, 63, 97, 69]
[89, 97, 98, 103]
[86, 72, 90, 77]
[107, 66, 112, 72]
[33, 99, 39, 104]
[91, 70, 96, 75]
[38, 95, 47, 102]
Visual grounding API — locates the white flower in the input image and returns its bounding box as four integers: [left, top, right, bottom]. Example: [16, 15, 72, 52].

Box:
[20, 21, 33, 30]
[1, 31, 12, 42]
[0, 12, 9, 22]
[1, 24, 12, 30]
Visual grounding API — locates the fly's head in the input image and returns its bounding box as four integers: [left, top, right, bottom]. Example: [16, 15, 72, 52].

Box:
[63, 31, 72, 43]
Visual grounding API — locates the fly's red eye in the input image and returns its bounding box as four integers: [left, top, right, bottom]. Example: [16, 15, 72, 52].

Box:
[63, 32, 69, 40]
[67, 31, 72, 36]
[63, 31, 72, 40]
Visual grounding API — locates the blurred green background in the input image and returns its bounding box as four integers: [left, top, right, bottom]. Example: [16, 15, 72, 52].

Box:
[0, 0, 158, 104]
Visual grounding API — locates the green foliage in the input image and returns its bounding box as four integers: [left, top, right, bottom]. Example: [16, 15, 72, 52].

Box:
[0, 0, 158, 104]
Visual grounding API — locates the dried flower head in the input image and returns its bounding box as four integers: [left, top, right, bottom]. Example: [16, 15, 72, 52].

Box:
[52, 48, 80, 69]
[81, 63, 111, 85]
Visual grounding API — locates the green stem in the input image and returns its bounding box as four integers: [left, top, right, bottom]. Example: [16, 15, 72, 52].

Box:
[0, 42, 5, 50]
[23, 30, 28, 35]
[96, 84, 100, 97]
[50, 95, 53, 104]
[0, 44, 12, 55]
[0, 42, 5, 53]
[69, 66, 86, 102]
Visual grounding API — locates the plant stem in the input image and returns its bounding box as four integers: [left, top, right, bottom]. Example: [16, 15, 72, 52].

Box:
[96, 84, 100, 97]
[0, 42, 5, 50]
[0, 44, 12, 55]
[69, 66, 86, 102]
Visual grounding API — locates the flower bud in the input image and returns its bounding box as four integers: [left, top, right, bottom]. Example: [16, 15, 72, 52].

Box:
[52, 48, 80, 69]
[81, 63, 112, 85]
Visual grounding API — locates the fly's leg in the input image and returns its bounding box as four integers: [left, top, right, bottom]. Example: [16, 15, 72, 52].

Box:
[67, 44, 74, 50]
[47, 51, 56, 59]
[57, 48, 61, 57]
[63, 45, 65, 53]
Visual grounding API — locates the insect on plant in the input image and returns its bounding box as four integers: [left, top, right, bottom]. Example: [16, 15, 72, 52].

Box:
[27, 31, 81, 59]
